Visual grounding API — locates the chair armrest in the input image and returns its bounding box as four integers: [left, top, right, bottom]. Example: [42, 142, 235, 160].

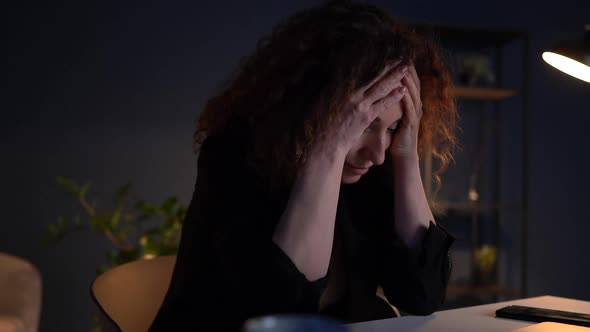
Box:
[0, 253, 42, 332]
[0, 315, 25, 332]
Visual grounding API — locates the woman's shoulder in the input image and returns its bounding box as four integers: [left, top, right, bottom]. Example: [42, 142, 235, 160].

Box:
[194, 121, 291, 226]
[197, 120, 254, 168]
[197, 120, 283, 195]
[200, 119, 251, 152]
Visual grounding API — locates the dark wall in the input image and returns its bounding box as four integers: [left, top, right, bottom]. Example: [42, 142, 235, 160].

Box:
[3, 1, 589, 330]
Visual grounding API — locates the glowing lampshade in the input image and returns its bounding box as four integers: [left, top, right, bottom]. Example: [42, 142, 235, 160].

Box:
[542, 25, 590, 83]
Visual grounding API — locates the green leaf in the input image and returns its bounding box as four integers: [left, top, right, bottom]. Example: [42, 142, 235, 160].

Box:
[74, 215, 83, 228]
[114, 183, 133, 205]
[55, 176, 80, 196]
[48, 223, 58, 236]
[57, 217, 65, 229]
[176, 206, 187, 220]
[161, 197, 178, 213]
[115, 230, 128, 241]
[79, 181, 91, 197]
[89, 215, 109, 231]
[107, 248, 140, 266]
[96, 266, 108, 276]
[135, 200, 158, 216]
[111, 210, 121, 228]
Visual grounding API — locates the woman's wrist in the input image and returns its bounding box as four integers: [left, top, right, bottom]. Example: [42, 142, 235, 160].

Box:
[391, 152, 420, 174]
[391, 150, 434, 248]
[310, 140, 349, 167]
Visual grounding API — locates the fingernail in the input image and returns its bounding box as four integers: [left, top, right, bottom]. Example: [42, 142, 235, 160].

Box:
[400, 86, 407, 93]
[402, 66, 408, 73]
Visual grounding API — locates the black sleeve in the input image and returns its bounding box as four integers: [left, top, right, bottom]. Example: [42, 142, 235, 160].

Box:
[153, 126, 326, 330]
[349, 159, 455, 315]
[377, 221, 454, 315]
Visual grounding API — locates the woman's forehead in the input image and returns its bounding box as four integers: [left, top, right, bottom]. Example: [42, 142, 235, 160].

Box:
[374, 102, 403, 126]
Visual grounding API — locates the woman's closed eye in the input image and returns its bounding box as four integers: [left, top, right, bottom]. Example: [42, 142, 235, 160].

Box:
[363, 125, 398, 135]
[363, 119, 399, 134]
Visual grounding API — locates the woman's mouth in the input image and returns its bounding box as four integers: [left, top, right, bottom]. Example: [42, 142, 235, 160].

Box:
[345, 163, 370, 175]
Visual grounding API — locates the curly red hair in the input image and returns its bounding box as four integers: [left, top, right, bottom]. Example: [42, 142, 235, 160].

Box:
[194, 1, 457, 193]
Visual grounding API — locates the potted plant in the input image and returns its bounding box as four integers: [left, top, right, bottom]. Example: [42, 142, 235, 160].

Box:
[47, 177, 186, 274]
[473, 244, 497, 286]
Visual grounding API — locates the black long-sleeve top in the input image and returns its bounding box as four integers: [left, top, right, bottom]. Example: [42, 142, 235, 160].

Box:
[150, 122, 454, 331]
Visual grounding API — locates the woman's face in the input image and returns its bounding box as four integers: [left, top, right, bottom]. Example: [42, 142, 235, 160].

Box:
[341, 101, 403, 184]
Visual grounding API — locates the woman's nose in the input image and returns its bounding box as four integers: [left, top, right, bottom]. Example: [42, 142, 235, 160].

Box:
[364, 133, 390, 166]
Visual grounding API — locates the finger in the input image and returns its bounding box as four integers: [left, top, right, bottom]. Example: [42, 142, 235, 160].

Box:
[360, 60, 403, 94]
[400, 88, 418, 126]
[372, 85, 407, 115]
[402, 75, 423, 119]
[363, 65, 408, 105]
[408, 62, 421, 90]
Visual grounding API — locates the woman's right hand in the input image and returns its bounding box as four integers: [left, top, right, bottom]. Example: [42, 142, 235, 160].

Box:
[320, 61, 409, 158]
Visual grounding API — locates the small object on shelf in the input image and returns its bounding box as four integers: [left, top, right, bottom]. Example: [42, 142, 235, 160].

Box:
[468, 173, 480, 203]
[457, 53, 496, 86]
[473, 245, 497, 286]
[468, 189, 479, 202]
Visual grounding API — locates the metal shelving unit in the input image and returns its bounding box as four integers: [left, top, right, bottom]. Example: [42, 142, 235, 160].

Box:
[415, 23, 530, 306]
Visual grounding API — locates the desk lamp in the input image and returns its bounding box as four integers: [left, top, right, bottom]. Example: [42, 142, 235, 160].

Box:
[542, 25, 590, 83]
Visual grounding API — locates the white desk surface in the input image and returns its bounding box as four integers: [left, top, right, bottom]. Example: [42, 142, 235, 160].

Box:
[348, 296, 590, 332]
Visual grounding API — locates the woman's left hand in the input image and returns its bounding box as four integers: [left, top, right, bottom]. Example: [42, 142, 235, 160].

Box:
[388, 63, 434, 248]
[388, 63, 423, 160]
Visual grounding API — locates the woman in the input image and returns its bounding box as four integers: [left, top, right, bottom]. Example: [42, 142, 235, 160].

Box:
[150, 1, 457, 330]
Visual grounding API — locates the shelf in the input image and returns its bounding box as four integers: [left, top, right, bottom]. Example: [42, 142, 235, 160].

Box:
[414, 23, 525, 49]
[434, 201, 497, 215]
[433, 201, 522, 216]
[437, 201, 490, 209]
[452, 86, 518, 100]
[447, 283, 521, 297]
[417, 24, 529, 301]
